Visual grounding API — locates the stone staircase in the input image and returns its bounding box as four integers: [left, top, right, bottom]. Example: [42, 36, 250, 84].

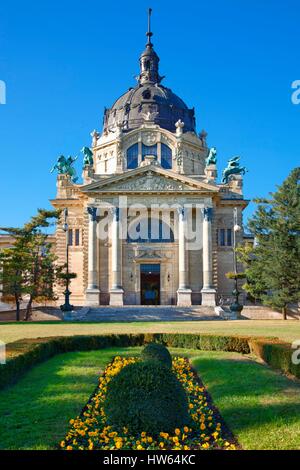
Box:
[63, 305, 221, 322]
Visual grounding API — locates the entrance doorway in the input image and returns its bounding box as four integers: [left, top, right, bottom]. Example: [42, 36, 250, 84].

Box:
[140, 264, 160, 305]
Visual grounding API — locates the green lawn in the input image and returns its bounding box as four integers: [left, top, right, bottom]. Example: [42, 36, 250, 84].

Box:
[1, 319, 300, 344]
[0, 347, 300, 450]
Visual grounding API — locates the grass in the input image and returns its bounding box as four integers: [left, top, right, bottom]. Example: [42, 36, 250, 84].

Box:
[0, 347, 300, 450]
[1, 319, 300, 344]
[0, 347, 141, 450]
[193, 353, 300, 450]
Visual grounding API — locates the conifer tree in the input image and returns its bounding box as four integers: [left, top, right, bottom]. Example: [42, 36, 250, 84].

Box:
[239, 168, 300, 319]
[0, 209, 61, 320]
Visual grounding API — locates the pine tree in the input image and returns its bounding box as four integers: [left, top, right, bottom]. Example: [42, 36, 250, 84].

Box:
[240, 167, 300, 319]
[0, 209, 61, 320]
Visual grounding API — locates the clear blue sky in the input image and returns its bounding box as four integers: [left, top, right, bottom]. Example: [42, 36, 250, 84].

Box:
[0, 0, 299, 230]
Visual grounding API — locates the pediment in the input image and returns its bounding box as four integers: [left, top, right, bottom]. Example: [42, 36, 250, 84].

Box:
[81, 165, 218, 194]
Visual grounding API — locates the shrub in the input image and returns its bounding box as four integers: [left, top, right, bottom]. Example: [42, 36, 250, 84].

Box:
[249, 339, 300, 379]
[103, 361, 190, 435]
[141, 342, 172, 368]
[2, 332, 298, 391]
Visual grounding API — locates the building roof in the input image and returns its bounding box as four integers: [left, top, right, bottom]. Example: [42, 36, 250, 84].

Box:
[103, 10, 196, 135]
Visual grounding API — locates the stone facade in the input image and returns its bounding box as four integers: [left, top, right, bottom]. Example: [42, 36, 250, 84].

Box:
[49, 28, 249, 308]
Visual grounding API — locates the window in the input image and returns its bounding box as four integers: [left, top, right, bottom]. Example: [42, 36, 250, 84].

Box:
[161, 143, 172, 169]
[75, 229, 80, 246]
[127, 143, 138, 169]
[227, 229, 232, 247]
[142, 144, 157, 160]
[219, 229, 226, 246]
[68, 229, 73, 246]
[142, 89, 151, 99]
[218, 228, 232, 247]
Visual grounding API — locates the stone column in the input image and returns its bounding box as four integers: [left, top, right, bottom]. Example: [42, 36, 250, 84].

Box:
[177, 207, 192, 306]
[201, 207, 216, 306]
[110, 207, 124, 306]
[85, 206, 100, 306]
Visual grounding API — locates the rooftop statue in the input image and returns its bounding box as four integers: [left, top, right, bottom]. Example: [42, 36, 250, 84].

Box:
[50, 155, 78, 183]
[81, 146, 94, 166]
[222, 156, 247, 184]
[205, 147, 217, 166]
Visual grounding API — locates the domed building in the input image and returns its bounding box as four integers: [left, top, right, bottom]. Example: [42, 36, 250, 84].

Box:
[51, 13, 248, 308]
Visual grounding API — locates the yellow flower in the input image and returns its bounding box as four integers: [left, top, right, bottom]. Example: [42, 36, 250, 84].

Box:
[200, 423, 206, 431]
[175, 428, 181, 436]
[66, 446, 73, 451]
[60, 441, 65, 448]
[116, 441, 123, 449]
[183, 426, 189, 433]
[137, 445, 144, 450]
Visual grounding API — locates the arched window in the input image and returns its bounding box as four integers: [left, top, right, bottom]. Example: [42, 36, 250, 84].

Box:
[127, 143, 138, 169]
[142, 144, 157, 161]
[161, 143, 172, 169]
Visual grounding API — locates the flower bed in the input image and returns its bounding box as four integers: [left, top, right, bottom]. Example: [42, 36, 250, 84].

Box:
[60, 356, 237, 450]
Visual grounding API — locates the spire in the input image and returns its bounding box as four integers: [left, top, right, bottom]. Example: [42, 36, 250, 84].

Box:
[138, 8, 162, 85]
[146, 8, 153, 46]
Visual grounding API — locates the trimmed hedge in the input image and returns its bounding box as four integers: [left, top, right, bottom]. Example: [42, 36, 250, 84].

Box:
[104, 361, 190, 434]
[141, 342, 173, 368]
[1, 333, 299, 390]
[249, 338, 300, 379]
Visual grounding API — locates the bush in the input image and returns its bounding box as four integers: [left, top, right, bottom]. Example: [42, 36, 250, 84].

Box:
[104, 361, 190, 435]
[141, 342, 172, 368]
[249, 339, 300, 379]
[2, 332, 298, 391]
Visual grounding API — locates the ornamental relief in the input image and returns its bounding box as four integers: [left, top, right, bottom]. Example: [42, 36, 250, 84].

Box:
[161, 134, 175, 147]
[123, 133, 139, 148]
[65, 217, 84, 226]
[141, 131, 157, 146]
[105, 174, 192, 192]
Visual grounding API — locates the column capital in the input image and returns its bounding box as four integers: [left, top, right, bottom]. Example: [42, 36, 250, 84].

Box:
[87, 206, 97, 222]
[202, 207, 213, 222]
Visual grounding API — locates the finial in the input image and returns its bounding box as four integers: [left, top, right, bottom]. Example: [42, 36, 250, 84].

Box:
[146, 8, 153, 45]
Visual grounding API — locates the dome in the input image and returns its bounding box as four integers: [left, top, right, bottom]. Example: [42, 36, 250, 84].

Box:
[102, 11, 196, 135]
[103, 83, 196, 134]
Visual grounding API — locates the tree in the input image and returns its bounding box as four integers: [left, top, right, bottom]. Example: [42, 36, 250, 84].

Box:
[0, 209, 61, 320]
[239, 167, 300, 319]
[0, 242, 29, 321]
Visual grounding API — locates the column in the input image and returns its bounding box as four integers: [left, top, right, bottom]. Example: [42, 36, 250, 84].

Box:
[110, 207, 124, 306]
[201, 207, 216, 306]
[85, 206, 100, 305]
[177, 207, 192, 306]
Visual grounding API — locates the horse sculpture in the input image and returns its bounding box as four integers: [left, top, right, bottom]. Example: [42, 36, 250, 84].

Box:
[205, 147, 217, 166]
[50, 155, 78, 183]
[222, 156, 247, 184]
[81, 146, 94, 166]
